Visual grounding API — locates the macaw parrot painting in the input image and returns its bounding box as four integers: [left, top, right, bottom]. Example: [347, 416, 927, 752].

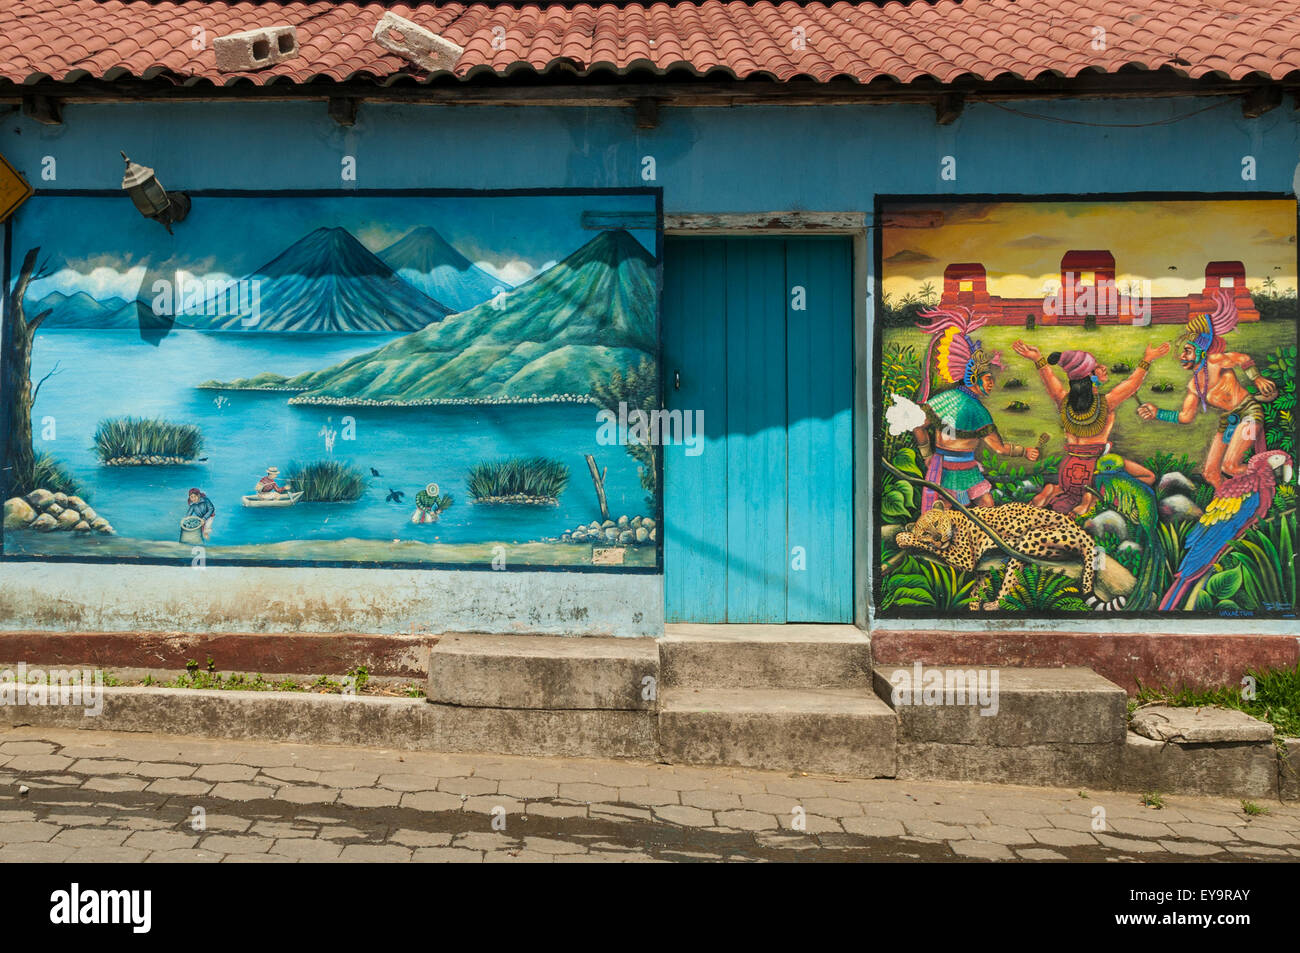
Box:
[1158, 451, 1295, 612]
[876, 197, 1297, 620]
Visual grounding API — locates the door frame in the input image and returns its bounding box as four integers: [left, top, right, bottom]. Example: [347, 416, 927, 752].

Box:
[663, 213, 869, 628]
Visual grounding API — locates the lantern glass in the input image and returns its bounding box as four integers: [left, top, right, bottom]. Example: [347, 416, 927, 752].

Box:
[121, 152, 171, 217]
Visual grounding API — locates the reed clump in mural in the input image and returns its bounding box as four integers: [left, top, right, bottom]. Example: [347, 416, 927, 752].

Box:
[467, 457, 569, 505]
[94, 417, 204, 466]
[285, 460, 368, 503]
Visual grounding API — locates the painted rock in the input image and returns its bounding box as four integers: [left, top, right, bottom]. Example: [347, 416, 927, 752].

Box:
[72, 520, 92, 532]
[31, 513, 58, 532]
[24, 489, 53, 509]
[635, 527, 649, 543]
[56, 509, 81, 529]
[78, 506, 98, 523]
[3, 497, 35, 528]
[44, 502, 64, 517]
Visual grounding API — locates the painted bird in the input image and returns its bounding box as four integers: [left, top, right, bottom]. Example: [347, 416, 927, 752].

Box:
[1093, 453, 1163, 611]
[370, 467, 381, 477]
[1157, 450, 1294, 611]
[386, 488, 405, 503]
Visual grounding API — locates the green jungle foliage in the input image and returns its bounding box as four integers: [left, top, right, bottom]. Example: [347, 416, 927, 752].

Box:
[1251, 280, 1299, 324]
[878, 282, 939, 329]
[991, 563, 1091, 613]
[1193, 511, 1296, 614]
[467, 457, 570, 501]
[1095, 532, 1142, 576]
[286, 459, 367, 503]
[93, 417, 203, 462]
[1144, 452, 1196, 483]
[979, 448, 1062, 504]
[1258, 345, 1295, 456]
[879, 554, 976, 612]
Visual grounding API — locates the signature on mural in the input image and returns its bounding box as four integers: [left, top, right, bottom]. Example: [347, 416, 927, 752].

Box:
[1, 192, 661, 570]
[879, 198, 1297, 618]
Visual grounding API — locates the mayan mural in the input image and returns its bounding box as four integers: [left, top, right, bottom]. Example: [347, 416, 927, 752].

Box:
[2, 191, 661, 569]
[878, 198, 1297, 618]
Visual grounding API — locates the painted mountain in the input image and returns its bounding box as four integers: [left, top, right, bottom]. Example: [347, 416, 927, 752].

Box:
[192, 226, 454, 332]
[378, 226, 510, 314]
[29, 291, 163, 330]
[236, 229, 655, 403]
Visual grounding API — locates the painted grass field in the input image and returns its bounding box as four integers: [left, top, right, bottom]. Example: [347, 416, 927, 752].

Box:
[884, 320, 1296, 470]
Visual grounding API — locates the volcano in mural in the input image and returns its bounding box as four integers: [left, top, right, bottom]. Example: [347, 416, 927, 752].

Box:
[5, 191, 661, 572]
[379, 225, 509, 314]
[195, 226, 453, 332]
[217, 228, 657, 404]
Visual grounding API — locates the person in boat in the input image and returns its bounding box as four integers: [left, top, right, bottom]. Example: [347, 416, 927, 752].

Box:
[186, 487, 215, 540]
[256, 466, 291, 498]
[1012, 339, 1168, 515]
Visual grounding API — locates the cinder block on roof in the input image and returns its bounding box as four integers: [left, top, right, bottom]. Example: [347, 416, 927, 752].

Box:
[214, 25, 300, 73]
[372, 11, 463, 73]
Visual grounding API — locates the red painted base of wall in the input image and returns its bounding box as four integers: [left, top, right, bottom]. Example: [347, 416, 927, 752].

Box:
[871, 630, 1299, 694]
[0, 631, 439, 678]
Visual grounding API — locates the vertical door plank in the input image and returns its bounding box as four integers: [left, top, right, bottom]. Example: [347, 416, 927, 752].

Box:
[785, 237, 854, 622]
[663, 238, 729, 622]
[724, 238, 788, 622]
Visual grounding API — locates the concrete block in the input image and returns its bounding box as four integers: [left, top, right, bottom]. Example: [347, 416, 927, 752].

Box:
[1117, 733, 1276, 798]
[1130, 705, 1274, 743]
[660, 624, 871, 689]
[1280, 738, 1300, 801]
[874, 665, 1127, 746]
[427, 633, 658, 710]
[896, 741, 1122, 787]
[0, 686, 656, 761]
[658, 687, 897, 777]
[214, 26, 300, 73]
[372, 11, 463, 73]
[425, 704, 655, 761]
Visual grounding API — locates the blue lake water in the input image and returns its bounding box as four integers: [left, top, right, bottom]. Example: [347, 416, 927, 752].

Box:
[29, 330, 648, 549]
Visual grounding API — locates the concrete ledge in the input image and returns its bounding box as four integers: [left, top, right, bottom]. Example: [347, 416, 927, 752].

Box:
[0, 631, 437, 678]
[1281, 738, 1300, 801]
[0, 687, 656, 761]
[896, 741, 1122, 787]
[428, 633, 658, 710]
[661, 624, 871, 689]
[870, 630, 1299, 695]
[874, 665, 1127, 746]
[1117, 733, 1277, 798]
[1131, 705, 1274, 743]
[658, 687, 896, 777]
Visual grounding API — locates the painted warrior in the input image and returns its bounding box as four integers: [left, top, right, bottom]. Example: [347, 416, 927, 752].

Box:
[1012, 339, 1169, 515]
[910, 306, 1039, 510]
[1137, 290, 1277, 488]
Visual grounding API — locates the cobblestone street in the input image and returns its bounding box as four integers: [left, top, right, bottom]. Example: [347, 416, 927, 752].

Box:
[0, 726, 1297, 863]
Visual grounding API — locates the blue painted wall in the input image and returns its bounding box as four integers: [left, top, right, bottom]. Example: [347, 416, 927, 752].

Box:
[1, 96, 1295, 636]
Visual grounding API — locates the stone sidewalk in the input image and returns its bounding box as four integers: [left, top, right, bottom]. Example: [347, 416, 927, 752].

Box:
[1, 726, 1297, 863]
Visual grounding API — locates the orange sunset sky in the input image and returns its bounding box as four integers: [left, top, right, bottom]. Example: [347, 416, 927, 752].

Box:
[881, 199, 1297, 301]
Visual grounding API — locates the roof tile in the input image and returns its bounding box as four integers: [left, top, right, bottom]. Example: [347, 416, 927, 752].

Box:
[1, 0, 1297, 87]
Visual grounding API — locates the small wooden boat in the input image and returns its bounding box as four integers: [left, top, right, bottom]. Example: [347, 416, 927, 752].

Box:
[240, 491, 304, 508]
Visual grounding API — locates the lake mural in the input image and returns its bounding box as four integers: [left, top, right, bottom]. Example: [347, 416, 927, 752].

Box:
[2, 191, 662, 569]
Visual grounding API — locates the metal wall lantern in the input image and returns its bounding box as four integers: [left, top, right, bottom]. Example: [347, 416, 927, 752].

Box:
[120, 152, 190, 234]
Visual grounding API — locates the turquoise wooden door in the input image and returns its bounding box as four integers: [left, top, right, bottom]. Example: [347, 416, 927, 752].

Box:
[663, 236, 853, 623]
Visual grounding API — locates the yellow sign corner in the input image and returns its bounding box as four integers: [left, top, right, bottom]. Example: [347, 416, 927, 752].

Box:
[0, 151, 34, 223]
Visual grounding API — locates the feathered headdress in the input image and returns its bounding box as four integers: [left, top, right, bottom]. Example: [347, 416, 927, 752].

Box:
[1179, 288, 1238, 356]
[917, 305, 1003, 401]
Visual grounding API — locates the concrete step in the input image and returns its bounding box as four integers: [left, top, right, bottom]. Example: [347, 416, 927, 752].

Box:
[660, 623, 871, 690]
[427, 633, 658, 711]
[872, 664, 1127, 786]
[658, 686, 897, 777]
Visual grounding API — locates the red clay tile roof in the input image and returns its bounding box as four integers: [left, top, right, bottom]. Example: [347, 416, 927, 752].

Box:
[2, 0, 1298, 87]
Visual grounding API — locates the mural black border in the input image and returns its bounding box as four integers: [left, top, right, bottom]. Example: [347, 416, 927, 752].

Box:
[1, 186, 666, 575]
[871, 190, 1300, 621]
